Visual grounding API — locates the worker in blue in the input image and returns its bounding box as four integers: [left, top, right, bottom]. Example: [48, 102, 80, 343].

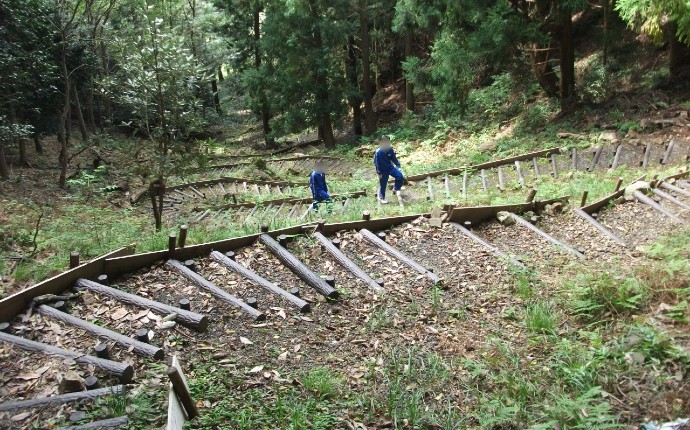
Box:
[373, 135, 404, 204]
[309, 160, 333, 212]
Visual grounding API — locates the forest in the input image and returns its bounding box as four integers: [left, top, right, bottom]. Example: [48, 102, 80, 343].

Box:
[1, 0, 690, 429]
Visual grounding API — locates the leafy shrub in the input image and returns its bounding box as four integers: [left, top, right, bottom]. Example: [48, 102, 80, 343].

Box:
[567, 273, 650, 320]
[515, 100, 557, 134]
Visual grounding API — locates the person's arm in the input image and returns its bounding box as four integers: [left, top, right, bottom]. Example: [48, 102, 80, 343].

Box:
[309, 173, 317, 198]
[374, 152, 382, 175]
[390, 149, 401, 168]
[319, 189, 332, 200]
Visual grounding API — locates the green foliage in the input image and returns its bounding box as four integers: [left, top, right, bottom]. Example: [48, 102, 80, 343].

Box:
[567, 272, 650, 321]
[301, 367, 343, 399]
[525, 301, 559, 335]
[616, 0, 690, 44]
[529, 387, 621, 429]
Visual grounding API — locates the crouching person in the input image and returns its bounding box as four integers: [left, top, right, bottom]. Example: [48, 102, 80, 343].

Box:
[309, 160, 333, 212]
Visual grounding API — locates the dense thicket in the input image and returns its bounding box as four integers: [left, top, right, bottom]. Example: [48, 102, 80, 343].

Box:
[1, 0, 689, 185]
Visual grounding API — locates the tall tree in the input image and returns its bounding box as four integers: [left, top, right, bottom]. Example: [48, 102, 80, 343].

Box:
[359, 0, 376, 135]
[616, 0, 690, 80]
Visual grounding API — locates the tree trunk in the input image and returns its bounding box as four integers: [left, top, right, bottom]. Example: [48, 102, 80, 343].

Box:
[669, 23, 690, 81]
[58, 44, 71, 188]
[559, 7, 576, 112]
[310, 5, 335, 148]
[149, 181, 164, 231]
[0, 145, 9, 180]
[218, 66, 224, 82]
[346, 37, 363, 137]
[254, 8, 275, 149]
[359, 0, 376, 135]
[33, 132, 43, 154]
[86, 84, 97, 131]
[529, 42, 560, 98]
[18, 140, 27, 165]
[404, 26, 415, 112]
[211, 79, 221, 114]
[72, 85, 89, 140]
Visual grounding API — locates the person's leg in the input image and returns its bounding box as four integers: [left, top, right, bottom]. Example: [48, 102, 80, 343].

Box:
[390, 167, 405, 191]
[378, 172, 389, 199]
[312, 200, 320, 211]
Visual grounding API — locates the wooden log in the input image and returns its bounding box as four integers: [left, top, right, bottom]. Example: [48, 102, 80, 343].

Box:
[174, 189, 195, 200]
[526, 188, 537, 204]
[588, 146, 603, 171]
[75, 279, 208, 332]
[97, 274, 109, 285]
[497, 166, 505, 191]
[0, 332, 134, 383]
[55, 416, 129, 430]
[633, 191, 685, 224]
[550, 153, 558, 177]
[532, 157, 540, 177]
[652, 188, 690, 211]
[188, 186, 205, 198]
[37, 305, 164, 360]
[660, 181, 690, 198]
[210, 251, 310, 312]
[0, 385, 126, 412]
[136, 328, 149, 343]
[449, 223, 524, 268]
[168, 366, 199, 420]
[195, 210, 211, 223]
[480, 169, 488, 192]
[313, 232, 384, 293]
[444, 175, 451, 199]
[661, 139, 675, 165]
[179, 298, 191, 310]
[94, 343, 109, 359]
[509, 213, 585, 258]
[166, 260, 265, 320]
[259, 234, 339, 299]
[610, 144, 622, 169]
[642, 143, 652, 167]
[573, 208, 627, 247]
[515, 161, 525, 187]
[359, 229, 441, 284]
[0, 322, 10, 333]
[178, 225, 188, 248]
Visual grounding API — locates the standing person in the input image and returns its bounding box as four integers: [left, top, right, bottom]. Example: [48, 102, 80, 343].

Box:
[309, 160, 332, 212]
[373, 136, 404, 204]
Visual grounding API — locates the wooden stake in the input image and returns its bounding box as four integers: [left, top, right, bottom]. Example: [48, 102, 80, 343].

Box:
[572, 148, 578, 170]
[653, 188, 690, 211]
[532, 157, 540, 177]
[210, 251, 310, 312]
[526, 189, 537, 204]
[94, 342, 109, 359]
[661, 139, 675, 165]
[610, 144, 622, 169]
[480, 169, 488, 192]
[642, 143, 652, 167]
[136, 328, 149, 343]
[178, 225, 188, 248]
[75, 279, 208, 332]
[69, 252, 80, 269]
[168, 366, 199, 420]
[444, 175, 451, 199]
[462, 171, 468, 198]
[580, 190, 589, 208]
[0, 331, 134, 383]
[166, 259, 266, 320]
[179, 299, 191, 311]
[550, 153, 559, 177]
[168, 233, 176, 258]
[360, 229, 441, 284]
[362, 211, 371, 221]
[97, 274, 109, 285]
[615, 177, 624, 191]
[426, 177, 434, 201]
[515, 161, 525, 187]
[572, 208, 626, 247]
[84, 376, 99, 390]
[38, 305, 164, 360]
[588, 147, 603, 172]
[497, 166, 505, 191]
